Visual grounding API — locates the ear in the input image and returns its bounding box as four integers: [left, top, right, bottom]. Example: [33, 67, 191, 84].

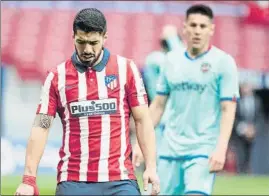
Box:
[103, 32, 108, 43]
[210, 23, 215, 36]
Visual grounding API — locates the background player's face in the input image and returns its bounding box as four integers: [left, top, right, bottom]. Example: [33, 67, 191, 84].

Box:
[74, 30, 107, 65]
[183, 14, 214, 50]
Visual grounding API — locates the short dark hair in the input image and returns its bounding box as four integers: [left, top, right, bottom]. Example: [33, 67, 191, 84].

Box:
[186, 4, 214, 20]
[73, 8, 107, 34]
[160, 39, 169, 51]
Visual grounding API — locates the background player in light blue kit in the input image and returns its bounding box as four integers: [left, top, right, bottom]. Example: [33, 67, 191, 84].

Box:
[132, 25, 184, 168]
[143, 25, 184, 102]
[133, 4, 240, 195]
[132, 25, 185, 168]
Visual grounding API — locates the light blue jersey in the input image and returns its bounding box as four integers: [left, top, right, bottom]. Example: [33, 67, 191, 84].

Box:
[156, 46, 240, 158]
[143, 51, 166, 102]
[143, 36, 185, 126]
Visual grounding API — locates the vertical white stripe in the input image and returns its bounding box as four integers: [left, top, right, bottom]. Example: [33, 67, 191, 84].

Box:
[129, 61, 145, 104]
[40, 72, 54, 114]
[117, 55, 128, 180]
[78, 72, 89, 181]
[96, 67, 110, 182]
[57, 62, 71, 182]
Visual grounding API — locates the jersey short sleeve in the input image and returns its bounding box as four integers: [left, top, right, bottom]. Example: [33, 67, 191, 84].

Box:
[219, 54, 240, 101]
[36, 71, 58, 117]
[126, 60, 148, 107]
[143, 51, 166, 101]
[156, 62, 170, 96]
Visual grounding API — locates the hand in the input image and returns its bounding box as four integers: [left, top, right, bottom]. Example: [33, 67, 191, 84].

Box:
[15, 175, 39, 196]
[132, 143, 144, 169]
[15, 183, 35, 196]
[209, 147, 227, 173]
[161, 25, 178, 39]
[143, 168, 160, 195]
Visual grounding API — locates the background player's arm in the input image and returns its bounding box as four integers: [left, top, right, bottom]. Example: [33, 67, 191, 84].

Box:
[217, 55, 240, 151]
[24, 114, 54, 176]
[217, 101, 237, 151]
[149, 95, 168, 127]
[149, 59, 170, 127]
[209, 55, 239, 172]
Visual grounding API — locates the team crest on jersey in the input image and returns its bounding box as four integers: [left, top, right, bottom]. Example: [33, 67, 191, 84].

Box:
[105, 75, 118, 90]
[201, 62, 211, 73]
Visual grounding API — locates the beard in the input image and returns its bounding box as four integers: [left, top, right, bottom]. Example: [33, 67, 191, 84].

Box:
[75, 47, 103, 67]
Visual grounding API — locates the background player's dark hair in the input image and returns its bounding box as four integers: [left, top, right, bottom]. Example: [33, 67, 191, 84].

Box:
[73, 8, 107, 35]
[186, 4, 214, 20]
[160, 39, 169, 52]
[160, 33, 182, 52]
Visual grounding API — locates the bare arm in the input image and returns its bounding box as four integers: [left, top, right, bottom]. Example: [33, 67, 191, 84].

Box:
[149, 95, 168, 128]
[132, 105, 157, 169]
[216, 101, 237, 151]
[24, 114, 54, 176]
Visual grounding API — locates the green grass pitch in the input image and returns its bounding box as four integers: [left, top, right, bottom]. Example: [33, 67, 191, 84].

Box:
[1, 174, 269, 195]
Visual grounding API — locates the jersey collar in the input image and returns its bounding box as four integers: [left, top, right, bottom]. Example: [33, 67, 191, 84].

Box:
[184, 45, 212, 61]
[71, 48, 110, 73]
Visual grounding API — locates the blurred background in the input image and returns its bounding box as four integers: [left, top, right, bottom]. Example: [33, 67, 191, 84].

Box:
[1, 1, 269, 195]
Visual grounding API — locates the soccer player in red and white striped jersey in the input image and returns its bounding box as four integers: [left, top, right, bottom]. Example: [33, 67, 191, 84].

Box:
[15, 8, 160, 196]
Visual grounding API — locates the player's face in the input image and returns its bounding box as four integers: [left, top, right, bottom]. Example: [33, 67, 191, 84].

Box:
[183, 14, 214, 50]
[74, 30, 107, 66]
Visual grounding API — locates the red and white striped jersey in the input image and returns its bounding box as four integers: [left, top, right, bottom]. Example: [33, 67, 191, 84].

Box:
[36, 49, 148, 183]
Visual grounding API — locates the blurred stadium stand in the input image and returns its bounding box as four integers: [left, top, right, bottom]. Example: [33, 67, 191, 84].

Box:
[1, 1, 269, 84]
[1, 1, 269, 176]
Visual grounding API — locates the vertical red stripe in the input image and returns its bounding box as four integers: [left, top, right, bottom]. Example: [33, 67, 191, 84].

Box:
[65, 62, 81, 181]
[107, 56, 121, 181]
[86, 71, 101, 182]
[36, 71, 57, 116]
[57, 106, 66, 183]
[47, 75, 57, 115]
[36, 105, 41, 114]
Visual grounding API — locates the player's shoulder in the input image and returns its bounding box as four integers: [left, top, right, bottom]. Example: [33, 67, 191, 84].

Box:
[210, 46, 238, 73]
[210, 46, 235, 62]
[45, 59, 70, 77]
[110, 53, 132, 64]
[111, 54, 139, 72]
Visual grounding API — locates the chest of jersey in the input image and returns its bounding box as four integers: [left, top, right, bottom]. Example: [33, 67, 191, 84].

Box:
[59, 63, 124, 118]
[166, 53, 220, 95]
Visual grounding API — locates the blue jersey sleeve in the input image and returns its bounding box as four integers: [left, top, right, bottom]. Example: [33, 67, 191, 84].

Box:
[143, 51, 165, 101]
[156, 65, 170, 96]
[219, 54, 240, 101]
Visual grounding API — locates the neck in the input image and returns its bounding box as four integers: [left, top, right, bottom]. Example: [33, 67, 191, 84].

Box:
[187, 42, 210, 58]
